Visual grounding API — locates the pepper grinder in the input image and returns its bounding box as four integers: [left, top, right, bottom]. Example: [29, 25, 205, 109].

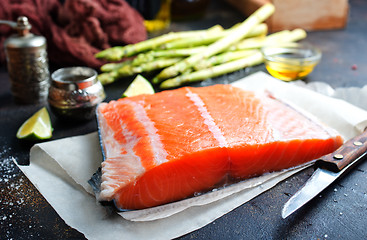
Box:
[0, 16, 50, 104]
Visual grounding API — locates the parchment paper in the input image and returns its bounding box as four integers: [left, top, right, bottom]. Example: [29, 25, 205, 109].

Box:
[18, 72, 367, 240]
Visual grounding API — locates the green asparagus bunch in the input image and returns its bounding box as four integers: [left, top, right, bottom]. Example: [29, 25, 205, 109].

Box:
[95, 25, 224, 61]
[96, 3, 307, 88]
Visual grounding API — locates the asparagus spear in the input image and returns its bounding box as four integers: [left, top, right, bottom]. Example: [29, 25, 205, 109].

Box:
[98, 71, 120, 85]
[95, 46, 125, 62]
[117, 57, 182, 78]
[95, 25, 223, 61]
[160, 52, 264, 89]
[98, 58, 182, 85]
[275, 28, 307, 44]
[153, 3, 275, 83]
[194, 50, 258, 70]
[100, 60, 133, 72]
[160, 23, 268, 50]
[136, 57, 182, 73]
[232, 28, 307, 50]
[132, 46, 207, 66]
[132, 53, 155, 66]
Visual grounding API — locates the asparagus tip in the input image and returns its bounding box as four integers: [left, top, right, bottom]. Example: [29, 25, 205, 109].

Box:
[160, 77, 181, 89]
[152, 77, 161, 84]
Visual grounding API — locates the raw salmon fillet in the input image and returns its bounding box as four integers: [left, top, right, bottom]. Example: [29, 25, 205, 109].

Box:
[96, 84, 343, 210]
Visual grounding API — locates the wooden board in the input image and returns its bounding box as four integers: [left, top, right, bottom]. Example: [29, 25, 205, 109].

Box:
[226, 0, 349, 32]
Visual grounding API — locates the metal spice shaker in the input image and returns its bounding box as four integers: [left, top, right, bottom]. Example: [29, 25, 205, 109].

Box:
[1, 16, 50, 104]
[48, 67, 106, 121]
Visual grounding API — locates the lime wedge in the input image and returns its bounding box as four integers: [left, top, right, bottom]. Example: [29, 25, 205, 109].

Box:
[122, 75, 155, 98]
[16, 107, 53, 141]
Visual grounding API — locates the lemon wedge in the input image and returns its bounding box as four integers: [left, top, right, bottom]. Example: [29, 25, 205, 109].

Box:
[122, 75, 155, 98]
[16, 107, 53, 141]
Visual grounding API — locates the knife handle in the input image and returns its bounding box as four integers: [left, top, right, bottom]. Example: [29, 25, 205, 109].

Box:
[316, 129, 367, 172]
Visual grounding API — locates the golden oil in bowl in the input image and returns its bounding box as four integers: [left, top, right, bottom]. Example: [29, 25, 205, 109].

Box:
[261, 43, 322, 81]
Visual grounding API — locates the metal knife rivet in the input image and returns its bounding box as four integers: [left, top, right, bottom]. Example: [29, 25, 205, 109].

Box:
[354, 141, 363, 146]
[333, 154, 344, 160]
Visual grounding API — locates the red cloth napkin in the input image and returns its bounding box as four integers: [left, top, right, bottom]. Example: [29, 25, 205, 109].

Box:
[0, 0, 147, 68]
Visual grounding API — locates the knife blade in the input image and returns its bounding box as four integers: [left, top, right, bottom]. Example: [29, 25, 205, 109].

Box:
[282, 129, 367, 219]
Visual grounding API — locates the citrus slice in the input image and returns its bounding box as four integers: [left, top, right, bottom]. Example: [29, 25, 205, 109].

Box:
[122, 75, 155, 98]
[16, 107, 53, 141]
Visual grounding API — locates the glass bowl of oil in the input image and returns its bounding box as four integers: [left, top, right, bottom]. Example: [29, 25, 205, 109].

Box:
[261, 42, 322, 81]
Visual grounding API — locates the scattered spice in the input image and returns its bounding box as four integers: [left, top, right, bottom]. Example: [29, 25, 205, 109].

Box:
[0, 146, 41, 239]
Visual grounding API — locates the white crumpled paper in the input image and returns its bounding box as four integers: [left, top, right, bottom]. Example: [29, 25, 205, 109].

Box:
[19, 72, 367, 240]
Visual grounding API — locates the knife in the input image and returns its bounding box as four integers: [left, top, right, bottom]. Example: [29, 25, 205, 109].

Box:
[282, 129, 367, 219]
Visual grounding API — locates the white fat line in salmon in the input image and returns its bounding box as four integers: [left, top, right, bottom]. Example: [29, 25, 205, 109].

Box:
[264, 91, 340, 140]
[186, 89, 229, 148]
[124, 99, 169, 165]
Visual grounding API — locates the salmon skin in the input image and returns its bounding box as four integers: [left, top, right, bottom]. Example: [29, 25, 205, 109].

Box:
[95, 84, 343, 210]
